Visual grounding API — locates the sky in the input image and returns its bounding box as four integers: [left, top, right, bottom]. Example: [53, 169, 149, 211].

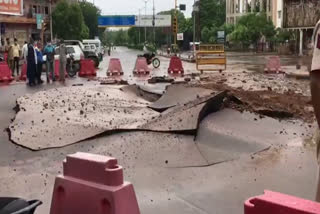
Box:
[94, 0, 196, 18]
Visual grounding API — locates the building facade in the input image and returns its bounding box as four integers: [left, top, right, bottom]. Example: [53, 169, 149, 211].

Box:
[0, 0, 56, 46]
[226, 0, 283, 28]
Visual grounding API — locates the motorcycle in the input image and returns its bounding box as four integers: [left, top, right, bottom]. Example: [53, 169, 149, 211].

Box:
[138, 52, 161, 69]
[66, 54, 79, 78]
[0, 197, 42, 214]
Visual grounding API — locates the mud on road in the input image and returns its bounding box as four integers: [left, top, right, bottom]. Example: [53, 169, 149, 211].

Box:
[195, 71, 314, 123]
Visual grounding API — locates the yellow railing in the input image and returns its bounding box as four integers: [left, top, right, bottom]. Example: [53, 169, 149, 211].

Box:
[196, 44, 227, 72]
[198, 44, 225, 52]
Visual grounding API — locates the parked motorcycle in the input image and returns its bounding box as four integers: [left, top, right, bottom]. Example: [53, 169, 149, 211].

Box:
[66, 54, 80, 77]
[138, 52, 160, 69]
[0, 197, 42, 214]
[0, 54, 4, 63]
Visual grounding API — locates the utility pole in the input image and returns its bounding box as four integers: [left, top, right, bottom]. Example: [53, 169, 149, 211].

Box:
[139, 8, 141, 44]
[193, 0, 199, 55]
[49, 0, 53, 41]
[144, 0, 148, 43]
[152, 0, 155, 45]
[174, 0, 177, 46]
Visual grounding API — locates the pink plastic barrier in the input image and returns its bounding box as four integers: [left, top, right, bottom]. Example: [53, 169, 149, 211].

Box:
[107, 58, 124, 76]
[133, 57, 150, 75]
[79, 59, 96, 77]
[245, 190, 320, 214]
[51, 60, 67, 80]
[264, 56, 283, 73]
[50, 152, 140, 214]
[168, 56, 184, 74]
[0, 63, 14, 82]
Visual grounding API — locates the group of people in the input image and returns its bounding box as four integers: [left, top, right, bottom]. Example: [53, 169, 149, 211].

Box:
[1, 38, 22, 78]
[0, 38, 66, 86]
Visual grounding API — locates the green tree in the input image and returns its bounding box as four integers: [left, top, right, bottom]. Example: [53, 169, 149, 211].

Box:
[52, 0, 89, 40]
[79, 1, 101, 39]
[274, 28, 294, 43]
[199, 0, 226, 30]
[229, 13, 275, 47]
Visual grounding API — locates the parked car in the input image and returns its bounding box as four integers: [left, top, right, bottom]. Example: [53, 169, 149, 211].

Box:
[83, 39, 104, 61]
[42, 45, 84, 72]
[65, 40, 100, 68]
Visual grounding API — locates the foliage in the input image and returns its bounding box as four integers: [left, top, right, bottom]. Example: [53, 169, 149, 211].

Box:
[274, 28, 294, 43]
[79, 1, 101, 39]
[128, 27, 140, 45]
[102, 29, 128, 46]
[199, 0, 226, 30]
[201, 24, 234, 44]
[52, 0, 89, 40]
[229, 13, 276, 46]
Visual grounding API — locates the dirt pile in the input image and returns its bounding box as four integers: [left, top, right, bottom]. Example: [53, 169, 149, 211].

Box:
[200, 82, 314, 122]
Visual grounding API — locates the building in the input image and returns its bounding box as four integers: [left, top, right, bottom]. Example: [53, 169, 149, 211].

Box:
[226, 0, 283, 28]
[283, 0, 320, 55]
[0, 0, 56, 46]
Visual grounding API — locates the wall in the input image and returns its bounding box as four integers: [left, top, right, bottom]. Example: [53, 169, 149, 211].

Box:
[0, 0, 55, 45]
[283, 0, 320, 28]
[226, 0, 277, 25]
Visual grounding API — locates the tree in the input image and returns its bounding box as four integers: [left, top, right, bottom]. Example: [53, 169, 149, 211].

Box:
[79, 1, 101, 39]
[52, 0, 89, 40]
[274, 28, 294, 43]
[229, 13, 276, 47]
[199, 0, 226, 30]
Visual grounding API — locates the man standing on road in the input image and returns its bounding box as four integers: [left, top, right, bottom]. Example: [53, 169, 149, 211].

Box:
[59, 39, 67, 83]
[6, 39, 14, 74]
[310, 20, 320, 202]
[12, 38, 20, 77]
[44, 40, 55, 83]
[21, 41, 28, 63]
[35, 47, 43, 84]
[26, 40, 37, 86]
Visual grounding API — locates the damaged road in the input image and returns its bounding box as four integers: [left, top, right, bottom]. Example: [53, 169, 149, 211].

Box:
[8, 83, 313, 168]
[0, 48, 318, 214]
[9, 84, 225, 150]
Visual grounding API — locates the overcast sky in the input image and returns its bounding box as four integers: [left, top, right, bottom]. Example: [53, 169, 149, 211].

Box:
[94, 0, 195, 18]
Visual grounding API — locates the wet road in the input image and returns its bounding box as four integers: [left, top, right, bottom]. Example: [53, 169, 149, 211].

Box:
[96, 47, 198, 94]
[0, 47, 318, 214]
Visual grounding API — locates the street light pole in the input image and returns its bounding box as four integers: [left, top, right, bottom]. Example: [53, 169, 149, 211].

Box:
[174, 0, 177, 46]
[144, 0, 148, 43]
[152, 0, 155, 45]
[49, 0, 53, 41]
[193, 0, 196, 54]
[139, 8, 141, 44]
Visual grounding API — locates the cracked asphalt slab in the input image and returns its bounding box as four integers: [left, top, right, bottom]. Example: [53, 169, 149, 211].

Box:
[0, 47, 318, 214]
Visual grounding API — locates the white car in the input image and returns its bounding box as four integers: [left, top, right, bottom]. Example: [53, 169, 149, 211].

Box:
[43, 45, 84, 62]
[83, 39, 104, 59]
[84, 44, 97, 54]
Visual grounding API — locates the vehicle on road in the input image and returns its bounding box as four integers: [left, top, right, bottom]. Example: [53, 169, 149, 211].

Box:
[139, 52, 161, 68]
[43, 45, 83, 73]
[83, 39, 104, 61]
[66, 54, 77, 77]
[0, 53, 4, 62]
[66, 40, 100, 68]
[84, 44, 98, 55]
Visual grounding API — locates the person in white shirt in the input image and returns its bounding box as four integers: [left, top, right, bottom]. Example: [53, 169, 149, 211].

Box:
[21, 41, 28, 63]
